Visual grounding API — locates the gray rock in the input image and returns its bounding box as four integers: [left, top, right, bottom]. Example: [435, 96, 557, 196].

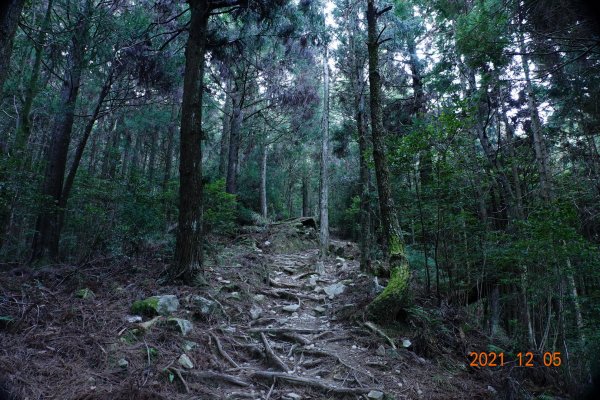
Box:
[376, 345, 386, 356]
[284, 393, 302, 400]
[182, 340, 198, 352]
[117, 358, 129, 368]
[168, 318, 194, 336]
[250, 305, 263, 320]
[324, 282, 346, 299]
[178, 354, 194, 369]
[253, 294, 266, 303]
[367, 390, 384, 400]
[191, 295, 216, 316]
[402, 339, 412, 348]
[125, 315, 142, 323]
[282, 304, 300, 312]
[313, 306, 326, 313]
[131, 295, 179, 316]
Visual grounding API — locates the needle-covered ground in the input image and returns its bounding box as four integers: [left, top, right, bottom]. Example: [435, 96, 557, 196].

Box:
[0, 220, 567, 399]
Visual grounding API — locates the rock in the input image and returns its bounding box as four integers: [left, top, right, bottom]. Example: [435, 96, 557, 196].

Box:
[313, 306, 326, 314]
[75, 288, 95, 299]
[402, 339, 412, 348]
[282, 304, 300, 312]
[125, 315, 142, 323]
[487, 386, 497, 394]
[264, 241, 271, 247]
[250, 305, 263, 320]
[367, 390, 384, 400]
[315, 261, 325, 275]
[308, 276, 318, 287]
[138, 316, 164, 331]
[324, 282, 346, 299]
[376, 345, 386, 356]
[168, 318, 193, 336]
[228, 292, 242, 300]
[117, 358, 129, 368]
[182, 340, 198, 352]
[253, 294, 266, 303]
[131, 295, 179, 316]
[191, 295, 216, 316]
[284, 393, 302, 400]
[178, 354, 194, 369]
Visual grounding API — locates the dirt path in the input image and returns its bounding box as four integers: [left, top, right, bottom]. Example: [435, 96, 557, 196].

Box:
[0, 230, 498, 400]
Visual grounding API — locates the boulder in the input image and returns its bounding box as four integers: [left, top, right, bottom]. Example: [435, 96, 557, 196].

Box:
[131, 295, 179, 316]
[191, 295, 216, 316]
[324, 282, 346, 299]
[168, 318, 193, 336]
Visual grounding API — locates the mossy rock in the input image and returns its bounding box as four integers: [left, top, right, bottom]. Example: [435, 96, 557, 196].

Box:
[131, 295, 179, 316]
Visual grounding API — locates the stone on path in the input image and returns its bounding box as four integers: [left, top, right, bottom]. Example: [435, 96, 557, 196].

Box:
[131, 295, 179, 316]
[178, 354, 194, 369]
[367, 390, 384, 400]
[324, 282, 346, 299]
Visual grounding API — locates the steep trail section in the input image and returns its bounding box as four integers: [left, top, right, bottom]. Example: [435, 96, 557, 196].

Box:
[207, 230, 498, 400]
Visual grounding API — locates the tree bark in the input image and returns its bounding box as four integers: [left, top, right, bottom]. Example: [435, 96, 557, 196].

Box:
[172, 0, 210, 283]
[219, 78, 232, 178]
[366, 0, 410, 322]
[0, 0, 26, 95]
[31, 3, 90, 262]
[319, 45, 330, 257]
[226, 87, 243, 194]
[260, 143, 268, 219]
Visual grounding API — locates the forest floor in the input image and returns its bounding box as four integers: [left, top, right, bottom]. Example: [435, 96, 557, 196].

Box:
[0, 220, 564, 399]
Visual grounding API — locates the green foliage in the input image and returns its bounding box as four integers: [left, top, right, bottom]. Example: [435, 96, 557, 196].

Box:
[203, 179, 237, 234]
[455, 0, 509, 68]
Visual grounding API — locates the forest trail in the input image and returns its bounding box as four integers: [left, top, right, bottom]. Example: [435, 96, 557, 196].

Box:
[0, 222, 499, 400]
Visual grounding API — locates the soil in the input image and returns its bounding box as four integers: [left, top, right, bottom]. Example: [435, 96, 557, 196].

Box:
[0, 222, 566, 399]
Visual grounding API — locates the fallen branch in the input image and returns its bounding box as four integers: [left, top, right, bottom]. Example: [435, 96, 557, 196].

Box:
[364, 321, 396, 349]
[261, 332, 289, 371]
[210, 332, 239, 368]
[250, 370, 378, 394]
[186, 370, 251, 387]
[167, 367, 190, 393]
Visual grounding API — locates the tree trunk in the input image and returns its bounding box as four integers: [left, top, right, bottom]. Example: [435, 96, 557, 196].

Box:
[226, 87, 243, 194]
[31, 5, 90, 262]
[260, 143, 268, 219]
[302, 172, 309, 217]
[366, 0, 409, 322]
[348, 5, 371, 272]
[0, 0, 26, 95]
[518, 15, 551, 201]
[319, 45, 330, 257]
[219, 79, 232, 178]
[172, 0, 209, 283]
[14, 0, 53, 158]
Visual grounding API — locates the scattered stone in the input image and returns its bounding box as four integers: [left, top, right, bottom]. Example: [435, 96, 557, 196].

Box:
[191, 295, 216, 316]
[282, 304, 300, 312]
[376, 345, 386, 356]
[402, 339, 412, 348]
[182, 340, 198, 352]
[487, 386, 497, 394]
[315, 261, 325, 275]
[313, 306, 326, 314]
[168, 318, 193, 336]
[125, 315, 142, 323]
[138, 316, 164, 331]
[324, 282, 346, 299]
[264, 241, 271, 247]
[228, 292, 242, 300]
[131, 295, 179, 316]
[117, 358, 129, 369]
[253, 294, 266, 303]
[178, 354, 194, 369]
[250, 305, 263, 320]
[75, 288, 95, 299]
[285, 393, 302, 400]
[367, 390, 384, 400]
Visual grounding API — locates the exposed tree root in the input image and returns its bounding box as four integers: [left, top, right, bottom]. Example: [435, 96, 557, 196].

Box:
[260, 332, 289, 371]
[210, 332, 239, 368]
[250, 370, 379, 395]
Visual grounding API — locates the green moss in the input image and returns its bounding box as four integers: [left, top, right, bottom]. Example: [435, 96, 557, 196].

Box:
[367, 255, 410, 323]
[131, 297, 160, 316]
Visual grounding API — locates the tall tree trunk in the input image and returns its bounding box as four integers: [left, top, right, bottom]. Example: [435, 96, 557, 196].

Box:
[0, 0, 26, 95]
[56, 70, 114, 237]
[302, 172, 309, 217]
[366, 0, 410, 322]
[319, 45, 330, 257]
[173, 0, 209, 283]
[31, 5, 90, 262]
[518, 15, 551, 201]
[14, 0, 53, 157]
[219, 78, 232, 178]
[348, 5, 371, 272]
[260, 143, 268, 219]
[226, 88, 243, 194]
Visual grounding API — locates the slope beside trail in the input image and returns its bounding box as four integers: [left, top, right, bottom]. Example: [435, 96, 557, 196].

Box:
[0, 220, 502, 399]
